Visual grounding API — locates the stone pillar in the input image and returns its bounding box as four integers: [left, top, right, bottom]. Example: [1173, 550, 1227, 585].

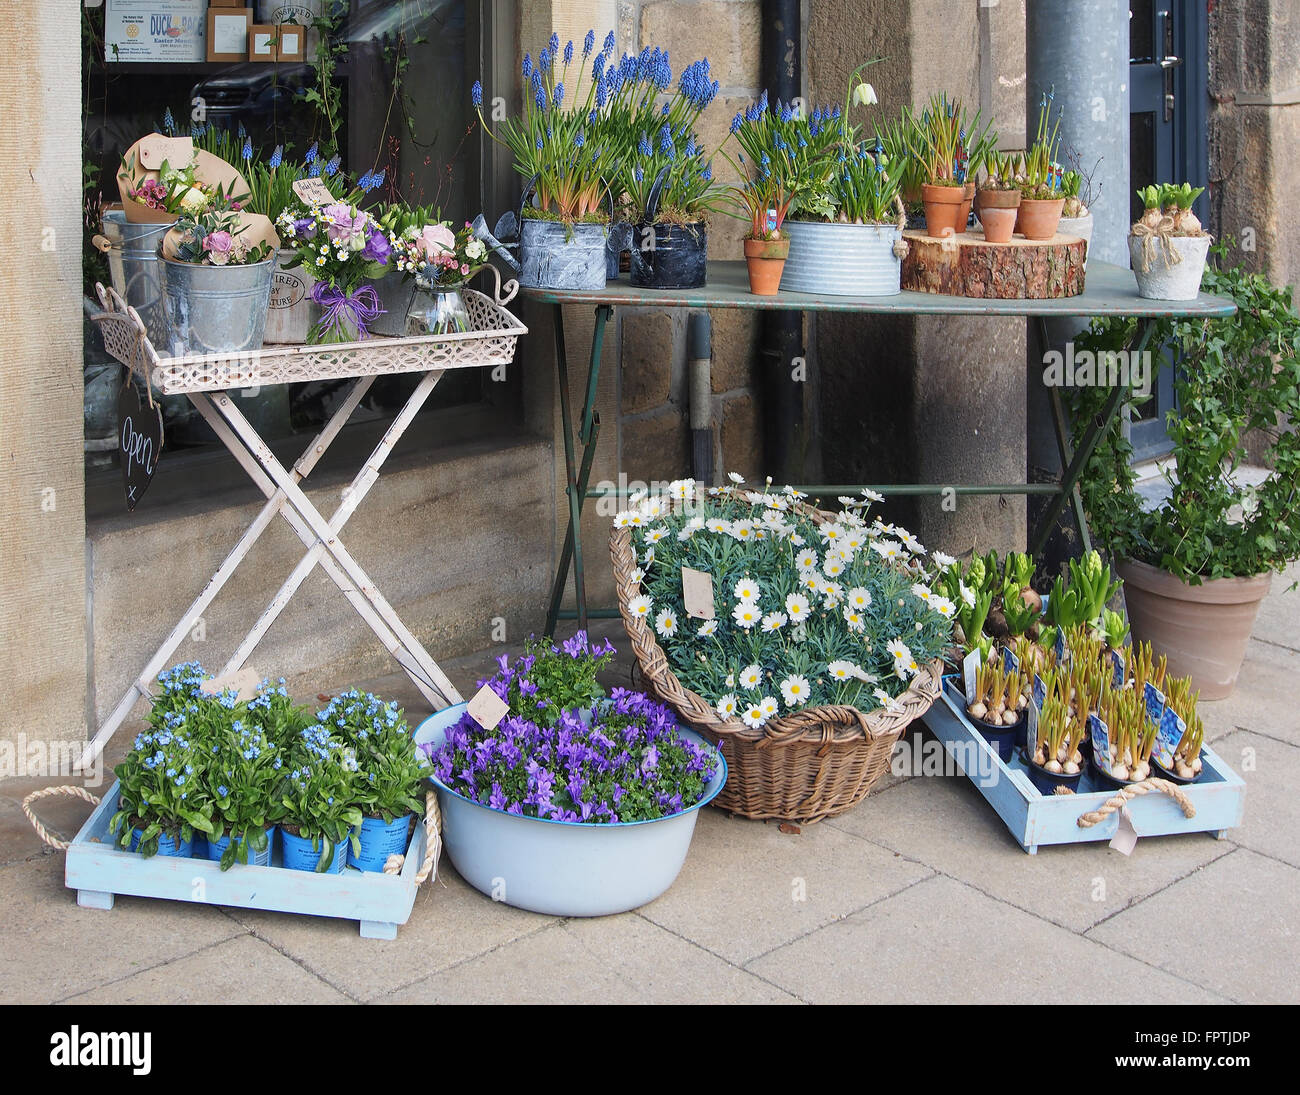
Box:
[0, 3, 87, 747]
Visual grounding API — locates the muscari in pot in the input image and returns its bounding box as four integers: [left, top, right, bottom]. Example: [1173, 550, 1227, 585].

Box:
[158, 251, 274, 357]
[280, 826, 350, 873]
[1021, 748, 1085, 795]
[781, 219, 903, 296]
[205, 826, 276, 867]
[351, 813, 415, 873]
[414, 703, 727, 916]
[481, 174, 612, 292]
[626, 168, 707, 289]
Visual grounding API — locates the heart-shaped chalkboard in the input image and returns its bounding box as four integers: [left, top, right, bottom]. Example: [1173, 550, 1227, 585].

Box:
[117, 378, 164, 512]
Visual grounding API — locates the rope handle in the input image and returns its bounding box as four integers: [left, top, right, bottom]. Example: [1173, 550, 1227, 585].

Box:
[1075, 776, 1196, 829]
[382, 789, 442, 885]
[22, 786, 102, 851]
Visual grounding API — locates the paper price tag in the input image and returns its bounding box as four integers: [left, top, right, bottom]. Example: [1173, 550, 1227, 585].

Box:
[292, 177, 335, 207]
[467, 684, 510, 731]
[1109, 805, 1139, 856]
[681, 567, 715, 620]
[138, 134, 194, 170]
[1088, 712, 1111, 768]
[200, 666, 262, 704]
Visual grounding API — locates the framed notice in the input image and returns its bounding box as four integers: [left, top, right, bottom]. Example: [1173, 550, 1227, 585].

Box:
[104, 1, 206, 63]
[249, 24, 278, 60]
[207, 7, 253, 62]
[275, 23, 305, 61]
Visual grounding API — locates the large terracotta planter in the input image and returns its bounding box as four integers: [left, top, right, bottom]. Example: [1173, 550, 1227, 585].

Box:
[1117, 557, 1272, 700]
[743, 236, 789, 295]
[921, 183, 965, 238]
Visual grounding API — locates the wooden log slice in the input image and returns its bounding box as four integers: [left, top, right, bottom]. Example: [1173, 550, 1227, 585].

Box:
[901, 229, 1087, 298]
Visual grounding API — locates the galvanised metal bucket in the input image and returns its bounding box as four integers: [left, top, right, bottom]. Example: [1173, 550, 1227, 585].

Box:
[782, 220, 903, 296]
[361, 267, 418, 337]
[158, 252, 274, 357]
[628, 221, 707, 289]
[100, 210, 175, 348]
[519, 218, 609, 291]
[263, 248, 318, 344]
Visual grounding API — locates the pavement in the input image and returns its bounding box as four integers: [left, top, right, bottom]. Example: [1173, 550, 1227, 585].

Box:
[2, 565, 1297, 1005]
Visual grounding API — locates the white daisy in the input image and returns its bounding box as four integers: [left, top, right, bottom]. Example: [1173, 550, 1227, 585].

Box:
[705, 518, 731, 535]
[871, 539, 905, 562]
[932, 551, 956, 568]
[732, 602, 761, 629]
[628, 594, 652, 619]
[931, 596, 957, 619]
[790, 533, 806, 546]
[725, 672, 736, 688]
[822, 556, 845, 577]
[641, 546, 656, 565]
[911, 583, 934, 603]
[734, 578, 761, 603]
[826, 660, 856, 682]
[785, 593, 811, 622]
[761, 611, 788, 633]
[738, 664, 762, 690]
[843, 607, 866, 632]
[613, 511, 634, 528]
[631, 566, 646, 584]
[715, 693, 738, 719]
[796, 548, 820, 572]
[654, 608, 679, 638]
[779, 675, 810, 707]
[821, 580, 843, 604]
[698, 619, 718, 637]
[758, 695, 780, 720]
[820, 522, 845, 543]
[847, 586, 872, 609]
[644, 525, 668, 544]
[727, 471, 745, 484]
[667, 478, 695, 500]
[861, 487, 885, 503]
[898, 529, 926, 555]
[740, 703, 767, 728]
[731, 519, 757, 542]
[873, 687, 903, 712]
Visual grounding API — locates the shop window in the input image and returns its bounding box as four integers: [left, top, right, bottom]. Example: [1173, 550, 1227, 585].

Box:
[82, 1, 517, 519]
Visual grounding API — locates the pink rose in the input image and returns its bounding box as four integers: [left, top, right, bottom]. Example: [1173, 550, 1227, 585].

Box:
[416, 222, 457, 264]
[323, 203, 370, 245]
[203, 231, 233, 264]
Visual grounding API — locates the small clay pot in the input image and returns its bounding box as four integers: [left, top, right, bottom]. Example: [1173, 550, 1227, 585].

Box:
[744, 235, 789, 295]
[978, 201, 1019, 244]
[957, 181, 976, 233]
[921, 183, 966, 239]
[1016, 197, 1065, 240]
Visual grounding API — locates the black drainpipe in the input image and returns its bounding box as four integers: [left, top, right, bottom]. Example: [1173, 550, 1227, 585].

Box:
[760, 0, 806, 483]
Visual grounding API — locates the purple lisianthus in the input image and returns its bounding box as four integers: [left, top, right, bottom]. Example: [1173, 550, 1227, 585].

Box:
[361, 227, 392, 265]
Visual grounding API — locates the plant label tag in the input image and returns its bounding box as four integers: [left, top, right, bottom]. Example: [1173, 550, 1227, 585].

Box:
[292, 177, 335, 207]
[1053, 628, 1067, 665]
[118, 380, 163, 512]
[1002, 646, 1019, 674]
[962, 648, 982, 706]
[1088, 712, 1111, 769]
[200, 666, 263, 704]
[1109, 805, 1139, 855]
[1155, 705, 1186, 769]
[681, 567, 715, 620]
[1110, 647, 1126, 690]
[1026, 696, 1039, 756]
[1032, 672, 1047, 709]
[138, 134, 194, 171]
[1143, 681, 1165, 727]
[467, 685, 509, 731]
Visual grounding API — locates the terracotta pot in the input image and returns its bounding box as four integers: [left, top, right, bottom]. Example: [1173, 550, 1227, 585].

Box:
[1016, 197, 1065, 240]
[1117, 557, 1272, 700]
[957, 181, 976, 233]
[744, 236, 789, 295]
[921, 183, 965, 239]
[978, 206, 1019, 244]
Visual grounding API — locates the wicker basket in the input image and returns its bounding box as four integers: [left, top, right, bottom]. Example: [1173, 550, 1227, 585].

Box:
[610, 504, 944, 824]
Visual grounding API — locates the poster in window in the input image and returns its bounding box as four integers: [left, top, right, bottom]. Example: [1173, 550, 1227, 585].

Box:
[104, 1, 206, 63]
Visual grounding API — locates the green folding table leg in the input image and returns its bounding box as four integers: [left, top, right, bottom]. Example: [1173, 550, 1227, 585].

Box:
[545, 303, 613, 636]
[1030, 318, 1156, 556]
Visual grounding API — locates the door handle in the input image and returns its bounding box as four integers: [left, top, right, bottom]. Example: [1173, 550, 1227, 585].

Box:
[1159, 55, 1182, 69]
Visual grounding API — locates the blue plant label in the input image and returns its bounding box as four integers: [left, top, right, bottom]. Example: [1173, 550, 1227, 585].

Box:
[962, 648, 982, 706]
[1143, 681, 1166, 728]
[1002, 646, 1019, 674]
[1032, 673, 1047, 709]
[1089, 712, 1112, 770]
[1053, 627, 1067, 665]
[1110, 648, 1126, 690]
[1154, 705, 1186, 769]
[1026, 696, 1040, 754]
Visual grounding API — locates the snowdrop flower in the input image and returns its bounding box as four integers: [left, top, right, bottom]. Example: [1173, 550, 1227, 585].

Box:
[779, 675, 810, 707]
[734, 578, 761, 603]
[715, 694, 739, 719]
[852, 81, 878, 106]
[628, 594, 652, 619]
[785, 593, 811, 623]
[847, 586, 872, 610]
[732, 602, 761, 629]
[738, 664, 763, 690]
[654, 608, 679, 638]
[761, 611, 788, 633]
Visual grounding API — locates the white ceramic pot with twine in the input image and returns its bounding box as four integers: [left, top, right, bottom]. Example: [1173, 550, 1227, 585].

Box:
[1130, 214, 1211, 300]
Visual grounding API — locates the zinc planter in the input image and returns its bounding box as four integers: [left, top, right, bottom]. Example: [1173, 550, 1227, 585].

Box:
[361, 267, 419, 337]
[782, 220, 902, 296]
[263, 249, 317, 345]
[414, 703, 727, 917]
[519, 218, 609, 291]
[158, 253, 274, 357]
[99, 210, 175, 349]
[1117, 558, 1271, 700]
[1129, 233, 1210, 300]
[628, 221, 707, 289]
[1058, 212, 1093, 268]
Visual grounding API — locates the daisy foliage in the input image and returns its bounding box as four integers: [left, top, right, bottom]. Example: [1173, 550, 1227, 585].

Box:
[617, 480, 953, 727]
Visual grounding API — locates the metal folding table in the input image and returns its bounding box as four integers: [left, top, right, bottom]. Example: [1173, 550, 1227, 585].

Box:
[523, 259, 1236, 635]
[79, 273, 526, 768]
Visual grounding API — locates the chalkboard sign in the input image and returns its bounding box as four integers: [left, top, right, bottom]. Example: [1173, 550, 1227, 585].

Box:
[117, 378, 163, 512]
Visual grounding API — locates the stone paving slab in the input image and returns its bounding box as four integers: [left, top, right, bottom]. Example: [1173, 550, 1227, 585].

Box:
[636, 807, 933, 966]
[380, 913, 800, 1004]
[59, 933, 350, 1005]
[748, 874, 1229, 1004]
[1200, 638, 1300, 747]
[1250, 562, 1300, 652]
[827, 770, 1233, 932]
[223, 865, 558, 1002]
[1212, 729, 1300, 869]
[0, 855, 244, 1004]
[1086, 847, 1300, 1003]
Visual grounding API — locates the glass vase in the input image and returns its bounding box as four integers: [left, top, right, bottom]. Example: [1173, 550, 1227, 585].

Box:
[406, 284, 472, 337]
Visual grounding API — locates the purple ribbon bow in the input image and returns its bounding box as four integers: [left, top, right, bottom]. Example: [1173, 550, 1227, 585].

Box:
[311, 282, 386, 340]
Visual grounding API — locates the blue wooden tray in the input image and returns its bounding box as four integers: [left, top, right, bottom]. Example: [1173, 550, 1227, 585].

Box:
[64, 781, 426, 939]
[920, 677, 1246, 854]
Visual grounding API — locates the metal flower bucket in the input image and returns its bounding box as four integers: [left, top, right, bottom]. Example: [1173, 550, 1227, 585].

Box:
[98, 210, 175, 348]
[782, 220, 903, 296]
[158, 251, 275, 357]
[263, 248, 318, 345]
[361, 267, 418, 337]
[628, 222, 707, 289]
